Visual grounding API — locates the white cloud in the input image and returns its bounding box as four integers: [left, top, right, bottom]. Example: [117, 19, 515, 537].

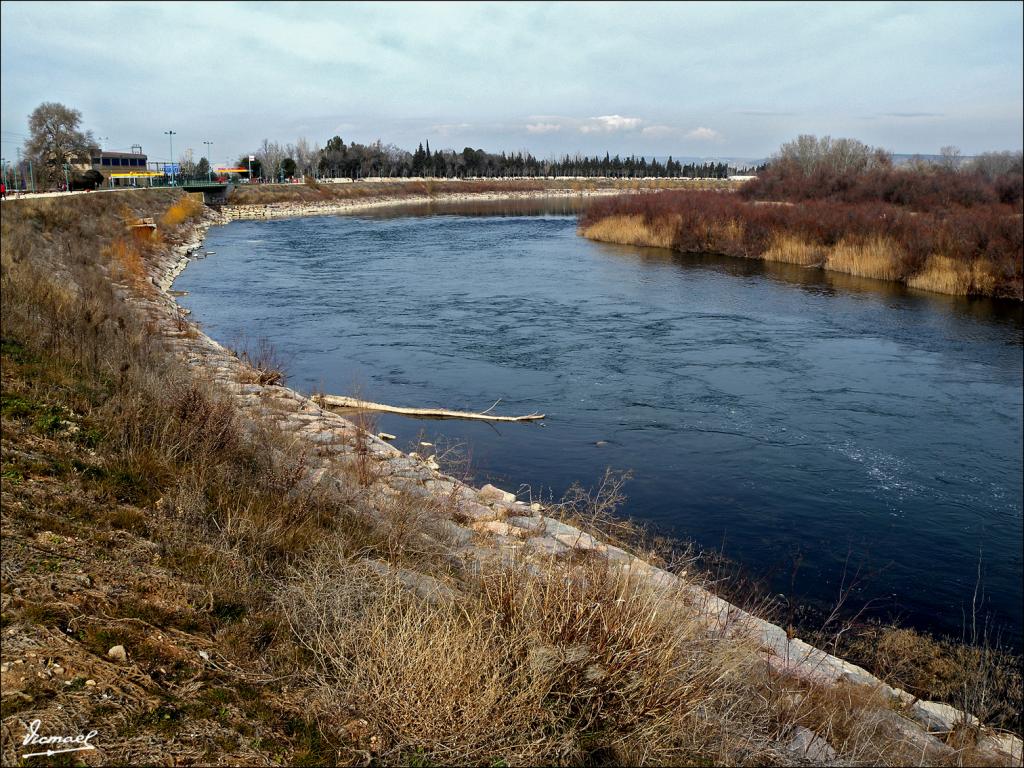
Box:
[641, 124, 677, 137]
[685, 126, 722, 141]
[526, 122, 562, 134]
[579, 115, 643, 133]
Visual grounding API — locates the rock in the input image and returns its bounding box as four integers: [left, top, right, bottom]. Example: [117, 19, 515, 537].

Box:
[424, 478, 456, 496]
[786, 726, 836, 763]
[455, 500, 500, 522]
[504, 516, 545, 533]
[435, 519, 475, 546]
[472, 521, 522, 538]
[377, 432, 396, 441]
[530, 502, 543, 513]
[525, 535, 570, 557]
[977, 732, 1024, 764]
[884, 713, 955, 763]
[911, 698, 979, 732]
[479, 484, 516, 504]
[539, 517, 587, 539]
[361, 559, 458, 603]
[107, 645, 127, 662]
[85, 679, 96, 687]
[553, 531, 601, 551]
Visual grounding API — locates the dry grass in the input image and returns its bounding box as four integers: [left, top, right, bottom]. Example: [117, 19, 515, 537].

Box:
[908, 255, 974, 295]
[2, 190, 1021, 766]
[825, 236, 905, 281]
[826, 624, 1023, 733]
[904, 255, 1004, 298]
[284, 547, 779, 766]
[763, 233, 827, 266]
[580, 214, 678, 249]
[712, 218, 749, 256]
[232, 337, 287, 385]
[159, 194, 205, 227]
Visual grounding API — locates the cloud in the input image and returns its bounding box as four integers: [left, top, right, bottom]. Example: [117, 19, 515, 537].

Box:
[579, 115, 643, 133]
[879, 112, 944, 118]
[685, 126, 721, 141]
[525, 122, 562, 134]
[737, 110, 796, 117]
[641, 124, 677, 137]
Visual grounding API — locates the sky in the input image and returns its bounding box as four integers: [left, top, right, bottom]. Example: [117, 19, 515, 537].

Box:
[1, 1, 1021, 166]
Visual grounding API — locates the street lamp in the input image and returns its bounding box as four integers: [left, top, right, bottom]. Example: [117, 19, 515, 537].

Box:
[164, 130, 176, 185]
[203, 141, 213, 182]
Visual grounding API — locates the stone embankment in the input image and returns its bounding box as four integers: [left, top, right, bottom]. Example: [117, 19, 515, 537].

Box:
[142, 200, 1021, 766]
[220, 188, 625, 221]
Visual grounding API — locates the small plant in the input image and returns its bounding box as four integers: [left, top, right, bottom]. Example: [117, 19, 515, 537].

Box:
[232, 337, 287, 385]
[159, 195, 204, 227]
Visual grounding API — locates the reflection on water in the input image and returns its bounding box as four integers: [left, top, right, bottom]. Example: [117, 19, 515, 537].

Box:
[176, 210, 1024, 650]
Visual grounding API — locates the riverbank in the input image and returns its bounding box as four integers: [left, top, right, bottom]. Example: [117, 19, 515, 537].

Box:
[221, 186, 631, 221]
[578, 191, 1024, 300]
[2, 189, 1021, 765]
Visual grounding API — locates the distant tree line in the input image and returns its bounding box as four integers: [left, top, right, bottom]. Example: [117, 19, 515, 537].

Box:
[233, 136, 760, 182]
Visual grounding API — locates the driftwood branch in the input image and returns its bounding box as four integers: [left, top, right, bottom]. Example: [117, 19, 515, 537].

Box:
[315, 394, 544, 422]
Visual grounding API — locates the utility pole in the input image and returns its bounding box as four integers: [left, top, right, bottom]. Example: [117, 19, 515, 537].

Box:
[164, 130, 176, 186]
[203, 141, 213, 181]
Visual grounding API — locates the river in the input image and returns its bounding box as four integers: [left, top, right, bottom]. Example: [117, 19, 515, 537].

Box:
[175, 198, 1024, 650]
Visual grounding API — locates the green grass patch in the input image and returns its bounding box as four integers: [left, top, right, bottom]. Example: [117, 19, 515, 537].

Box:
[0, 336, 35, 363]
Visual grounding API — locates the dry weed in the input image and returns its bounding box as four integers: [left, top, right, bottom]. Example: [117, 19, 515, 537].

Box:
[763, 233, 827, 266]
[908, 255, 974, 295]
[580, 214, 677, 249]
[826, 236, 905, 281]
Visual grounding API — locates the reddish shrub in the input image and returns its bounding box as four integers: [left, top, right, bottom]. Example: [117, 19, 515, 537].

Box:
[580, 191, 1023, 299]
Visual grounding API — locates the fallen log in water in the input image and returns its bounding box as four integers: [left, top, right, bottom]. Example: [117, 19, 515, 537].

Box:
[315, 394, 545, 422]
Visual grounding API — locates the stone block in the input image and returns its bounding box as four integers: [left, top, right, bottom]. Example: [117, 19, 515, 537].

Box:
[786, 726, 836, 763]
[479, 483, 516, 505]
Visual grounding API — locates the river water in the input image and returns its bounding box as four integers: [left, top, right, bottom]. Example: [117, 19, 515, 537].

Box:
[175, 199, 1024, 649]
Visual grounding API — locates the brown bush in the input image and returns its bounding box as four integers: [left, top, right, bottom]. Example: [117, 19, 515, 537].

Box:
[742, 162, 1023, 213]
[580, 190, 1023, 299]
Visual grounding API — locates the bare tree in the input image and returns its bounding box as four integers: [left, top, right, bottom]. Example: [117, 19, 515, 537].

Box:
[24, 102, 97, 185]
[256, 138, 286, 182]
[292, 137, 320, 179]
[178, 151, 197, 179]
[939, 145, 962, 171]
[775, 134, 885, 177]
[966, 150, 1022, 180]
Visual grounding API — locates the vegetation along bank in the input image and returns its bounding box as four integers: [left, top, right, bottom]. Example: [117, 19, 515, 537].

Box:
[580, 136, 1023, 300]
[1, 184, 1021, 765]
